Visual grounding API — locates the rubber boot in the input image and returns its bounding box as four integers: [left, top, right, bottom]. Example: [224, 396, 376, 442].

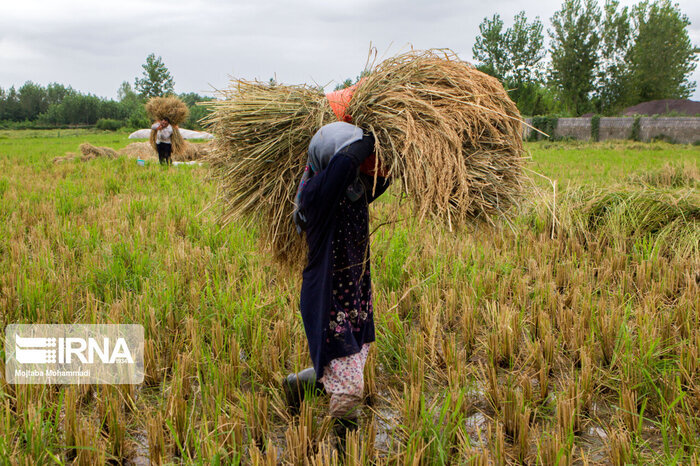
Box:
[333, 416, 359, 458]
[282, 367, 325, 413]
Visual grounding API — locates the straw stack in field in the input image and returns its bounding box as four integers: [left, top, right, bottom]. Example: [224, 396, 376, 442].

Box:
[204, 49, 526, 264]
[53, 143, 118, 163]
[145, 96, 189, 155]
[177, 141, 212, 161]
[79, 143, 118, 160]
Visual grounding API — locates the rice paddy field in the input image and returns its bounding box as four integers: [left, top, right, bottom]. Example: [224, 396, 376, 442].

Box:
[0, 129, 698, 464]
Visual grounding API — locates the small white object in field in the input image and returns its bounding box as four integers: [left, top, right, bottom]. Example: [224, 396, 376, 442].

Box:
[172, 161, 202, 166]
[128, 128, 214, 140]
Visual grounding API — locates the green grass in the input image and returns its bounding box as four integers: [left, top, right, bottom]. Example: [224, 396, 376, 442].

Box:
[528, 139, 700, 186]
[0, 130, 698, 464]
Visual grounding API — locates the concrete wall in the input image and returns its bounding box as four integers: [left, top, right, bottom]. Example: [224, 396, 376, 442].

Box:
[556, 118, 592, 141]
[639, 118, 700, 144]
[599, 117, 632, 140]
[523, 117, 700, 144]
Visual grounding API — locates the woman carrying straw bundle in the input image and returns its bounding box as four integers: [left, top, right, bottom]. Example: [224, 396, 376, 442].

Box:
[151, 117, 173, 165]
[146, 96, 189, 165]
[204, 50, 525, 269]
[283, 121, 390, 443]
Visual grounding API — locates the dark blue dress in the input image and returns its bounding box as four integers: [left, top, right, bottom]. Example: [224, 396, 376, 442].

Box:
[297, 141, 390, 379]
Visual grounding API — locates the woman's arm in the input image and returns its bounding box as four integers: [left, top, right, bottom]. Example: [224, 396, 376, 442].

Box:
[364, 175, 392, 204]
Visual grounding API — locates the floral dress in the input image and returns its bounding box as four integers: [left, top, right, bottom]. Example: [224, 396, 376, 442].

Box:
[298, 146, 390, 382]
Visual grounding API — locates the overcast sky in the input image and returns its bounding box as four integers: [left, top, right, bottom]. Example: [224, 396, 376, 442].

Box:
[1, 0, 699, 101]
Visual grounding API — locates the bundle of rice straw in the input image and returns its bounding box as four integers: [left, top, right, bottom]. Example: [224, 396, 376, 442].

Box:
[54, 143, 117, 163]
[145, 96, 189, 156]
[79, 143, 118, 160]
[52, 152, 80, 164]
[177, 141, 211, 161]
[205, 49, 526, 264]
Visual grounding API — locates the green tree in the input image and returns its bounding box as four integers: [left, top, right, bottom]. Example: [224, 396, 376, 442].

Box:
[473, 12, 545, 83]
[508, 12, 546, 84]
[18, 81, 48, 121]
[135, 53, 175, 98]
[472, 14, 510, 81]
[46, 83, 74, 106]
[178, 92, 207, 107]
[38, 94, 100, 125]
[334, 71, 371, 91]
[334, 78, 354, 91]
[116, 81, 149, 128]
[627, 0, 699, 101]
[472, 12, 550, 115]
[596, 0, 633, 114]
[179, 92, 214, 129]
[118, 81, 142, 109]
[1, 86, 22, 121]
[118, 81, 136, 101]
[549, 0, 602, 115]
[0, 87, 7, 121]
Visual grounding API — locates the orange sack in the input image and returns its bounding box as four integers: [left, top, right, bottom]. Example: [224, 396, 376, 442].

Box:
[325, 79, 387, 177]
[325, 80, 363, 122]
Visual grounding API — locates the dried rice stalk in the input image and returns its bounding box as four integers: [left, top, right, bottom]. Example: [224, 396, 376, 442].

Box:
[145, 96, 189, 125]
[149, 125, 187, 156]
[204, 49, 526, 265]
[349, 49, 525, 227]
[204, 82, 335, 263]
[79, 143, 117, 160]
[176, 140, 211, 161]
[170, 127, 186, 155]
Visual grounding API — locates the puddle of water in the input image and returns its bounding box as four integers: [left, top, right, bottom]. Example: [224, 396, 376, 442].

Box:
[126, 430, 150, 466]
[586, 426, 607, 440]
[371, 407, 399, 454]
[465, 411, 487, 431]
[464, 411, 490, 448]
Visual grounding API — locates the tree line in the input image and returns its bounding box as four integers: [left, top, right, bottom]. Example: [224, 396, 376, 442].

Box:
[472, 0, 699, 116]
[3, 0, 698, 126]
[0, 54, 212, 130]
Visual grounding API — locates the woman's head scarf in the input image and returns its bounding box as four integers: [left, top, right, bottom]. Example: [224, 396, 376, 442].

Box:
[293, 122, 365, 233]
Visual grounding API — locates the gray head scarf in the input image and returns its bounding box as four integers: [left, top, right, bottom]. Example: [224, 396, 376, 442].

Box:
[293, 122, 366, 233]
[308, 122, 363, 173]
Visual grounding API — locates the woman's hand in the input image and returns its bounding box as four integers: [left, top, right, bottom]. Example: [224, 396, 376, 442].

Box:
[359, 153, 389, 178]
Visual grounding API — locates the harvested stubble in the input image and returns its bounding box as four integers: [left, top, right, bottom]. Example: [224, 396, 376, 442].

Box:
[204, 49, 526, 264]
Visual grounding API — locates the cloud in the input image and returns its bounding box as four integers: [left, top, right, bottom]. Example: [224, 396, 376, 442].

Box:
[0, 0, 698, 100]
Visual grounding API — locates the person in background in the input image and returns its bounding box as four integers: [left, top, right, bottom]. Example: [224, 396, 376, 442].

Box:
[151, 117, 173, 165]
[284, 121, 391, 447]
